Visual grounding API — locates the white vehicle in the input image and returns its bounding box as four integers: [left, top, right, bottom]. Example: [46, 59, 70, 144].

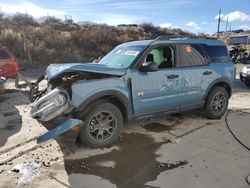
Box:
[240, 66, 250, 86]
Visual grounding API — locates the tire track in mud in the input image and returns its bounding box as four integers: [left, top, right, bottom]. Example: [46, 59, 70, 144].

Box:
[0, 138, 50, 166]
[0, 144, 44, 166]
[0, 137, 35, 156]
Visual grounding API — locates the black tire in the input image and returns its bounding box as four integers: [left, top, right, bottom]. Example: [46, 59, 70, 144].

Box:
[204, 86, 229, 119]
[79, 102, 123, 148]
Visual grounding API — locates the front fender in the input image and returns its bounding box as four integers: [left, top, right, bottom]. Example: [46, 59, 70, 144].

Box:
[70, 78, 133, 119]
[75, 89, 133, 118]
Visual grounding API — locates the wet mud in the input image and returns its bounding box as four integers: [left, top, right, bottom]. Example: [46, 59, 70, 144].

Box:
[65, 133, 188, 188]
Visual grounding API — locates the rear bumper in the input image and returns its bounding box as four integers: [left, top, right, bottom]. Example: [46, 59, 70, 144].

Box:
[240, 72, 250, 84]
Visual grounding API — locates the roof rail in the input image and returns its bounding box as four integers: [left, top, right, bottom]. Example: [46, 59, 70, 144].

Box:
[155, 35, 185, 41]
[155, 35, 217, 41]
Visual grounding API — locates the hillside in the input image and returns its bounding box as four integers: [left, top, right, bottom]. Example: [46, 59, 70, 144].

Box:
[0, 13, 199, 66]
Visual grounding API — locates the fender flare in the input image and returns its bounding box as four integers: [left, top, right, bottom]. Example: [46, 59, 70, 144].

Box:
[75, 90, 133, 120]
[203, 77, 232, 101]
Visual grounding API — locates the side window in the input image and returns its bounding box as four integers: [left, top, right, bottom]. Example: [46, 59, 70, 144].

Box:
[0, 49, 11, 59]
[178, 44, 207, 67]
[203, 45, 230, 63]
[144, 46, 174, 69]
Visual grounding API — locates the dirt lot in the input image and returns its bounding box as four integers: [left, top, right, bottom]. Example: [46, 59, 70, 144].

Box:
[0, 64, 249, 188]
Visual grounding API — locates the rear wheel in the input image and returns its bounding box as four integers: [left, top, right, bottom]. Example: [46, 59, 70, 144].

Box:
[79, 102, 123, 148]
[204, 86, 229, 119]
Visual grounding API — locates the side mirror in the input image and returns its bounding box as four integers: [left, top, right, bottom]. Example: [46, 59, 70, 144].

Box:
[140, 62, 158, 72]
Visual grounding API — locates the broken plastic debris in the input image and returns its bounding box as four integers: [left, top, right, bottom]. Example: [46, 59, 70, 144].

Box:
[9, 163, 44, 185]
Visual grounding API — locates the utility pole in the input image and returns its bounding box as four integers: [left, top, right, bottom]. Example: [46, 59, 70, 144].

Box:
[225, 16, 228, 33]
[217, 9, 221, 39]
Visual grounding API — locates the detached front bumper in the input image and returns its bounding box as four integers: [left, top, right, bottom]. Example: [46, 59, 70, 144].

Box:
[30, 88, 84, 143]
[37, 118, 83, 143]
[240, 72, 250, 84]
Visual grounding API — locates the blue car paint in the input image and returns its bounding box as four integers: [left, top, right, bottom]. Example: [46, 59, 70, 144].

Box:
[37, 118, 82, 143]
[70, 76, 130, 108]
[70, 62, 234, 117]
[128, 69, 182, 116]
[34, 37, 235, 144]
[46, 63, 126, 80]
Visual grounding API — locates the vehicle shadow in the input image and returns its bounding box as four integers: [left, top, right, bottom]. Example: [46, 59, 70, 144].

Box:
[0, 89, 27, 148]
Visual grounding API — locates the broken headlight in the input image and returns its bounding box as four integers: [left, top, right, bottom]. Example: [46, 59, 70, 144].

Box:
[31, 87, 71, 122]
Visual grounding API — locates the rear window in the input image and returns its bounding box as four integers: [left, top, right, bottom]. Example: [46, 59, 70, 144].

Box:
[203, 45, 230, 62]
[0, 49, 11, 59]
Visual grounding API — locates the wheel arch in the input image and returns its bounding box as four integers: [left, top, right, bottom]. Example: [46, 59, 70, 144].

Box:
[204, 78, 232, 102]
[75, 90, 133, 123]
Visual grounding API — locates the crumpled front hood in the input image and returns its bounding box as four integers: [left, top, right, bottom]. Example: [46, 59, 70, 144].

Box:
[46, 63, 126, 80]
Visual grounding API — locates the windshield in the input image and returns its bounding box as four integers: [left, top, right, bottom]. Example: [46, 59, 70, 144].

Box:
[99, 45, 146, 68]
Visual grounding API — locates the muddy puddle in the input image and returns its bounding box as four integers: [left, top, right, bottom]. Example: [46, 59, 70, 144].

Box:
[65, 133, 188, 188]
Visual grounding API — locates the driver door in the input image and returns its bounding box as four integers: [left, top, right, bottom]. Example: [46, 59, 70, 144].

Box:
[130, 45, 182, 117]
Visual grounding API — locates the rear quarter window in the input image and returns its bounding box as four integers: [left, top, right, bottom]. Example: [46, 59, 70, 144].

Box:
[203, 45, 230, 63]
[177, 44, 207, 67]
[0, 49, 11, 59]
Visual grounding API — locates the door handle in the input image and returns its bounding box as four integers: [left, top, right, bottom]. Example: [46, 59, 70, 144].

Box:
[167, 74, 179, 79]
[203, 71, 212, 75]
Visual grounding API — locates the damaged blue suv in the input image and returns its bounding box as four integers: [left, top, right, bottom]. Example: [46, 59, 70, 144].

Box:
[31, 36, 235, 147]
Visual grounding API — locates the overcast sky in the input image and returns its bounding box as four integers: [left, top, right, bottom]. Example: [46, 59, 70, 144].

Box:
[0, 0, 250, 34]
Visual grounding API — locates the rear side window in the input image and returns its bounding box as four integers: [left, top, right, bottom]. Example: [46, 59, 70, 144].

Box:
[203, 45, 230, 62]
[177, 44, 207, 67]
[0, 49, 11, 59]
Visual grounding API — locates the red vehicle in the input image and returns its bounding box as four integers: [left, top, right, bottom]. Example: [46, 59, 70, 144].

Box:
[0, 46, 19, 79]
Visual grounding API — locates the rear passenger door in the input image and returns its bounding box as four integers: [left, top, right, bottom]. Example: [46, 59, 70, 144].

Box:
[177, 44, 209, 109]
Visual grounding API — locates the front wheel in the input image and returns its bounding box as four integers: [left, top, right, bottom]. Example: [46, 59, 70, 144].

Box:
[204, 86, 229, 119]
[79, 102, 123, 148]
